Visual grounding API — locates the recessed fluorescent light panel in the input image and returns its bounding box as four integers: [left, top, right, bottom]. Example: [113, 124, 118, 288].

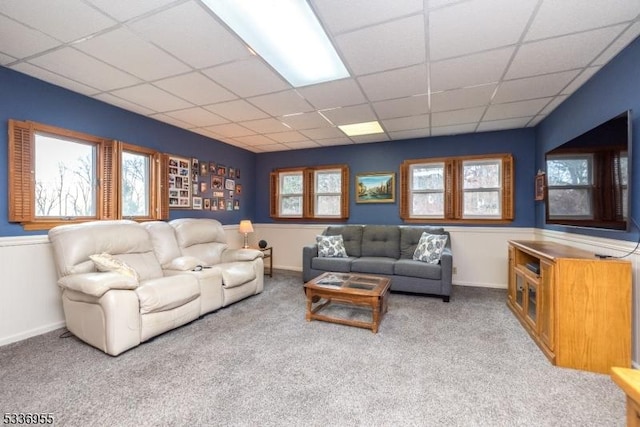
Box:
[202, 0, 349, 87]
[339, 121, 384, 137]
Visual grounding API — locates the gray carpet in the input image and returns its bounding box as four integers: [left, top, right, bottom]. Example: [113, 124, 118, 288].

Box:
[0, 270, 625, 426]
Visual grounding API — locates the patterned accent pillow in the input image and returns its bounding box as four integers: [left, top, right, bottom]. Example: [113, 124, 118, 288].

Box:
[413, 233, 448, 264]
[89, 253, 140, 281]
[316, 235, 348, 258]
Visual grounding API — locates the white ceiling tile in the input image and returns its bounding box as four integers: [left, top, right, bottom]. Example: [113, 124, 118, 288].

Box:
[297, 79, 367, 109]
[204, 123, 255, 138]
[484, 98, 551, 121]
[336, 15, 425, 75]
[248, 91, 314, 117]
[128, 2, 251, 69]
[351, 133, 390, 144]
[477, 117, 532, 132]
[154, 72, 236, 105]
[528, 115, 546, 126]
[428, 0, 468, 9]
[525, 0, 640, 41]
[94, 93, 156, 116]
[431, 85, 496, 112]
[430, 123, 478, 136]
[149, 113, 194, 129]
[431, 107, 485, 127]
[540, 95, 569, 115]
[0, 15, 59, 58]
[561, 67, 600, 95]
[373, 95, 429, 119]
[382, 114, 430, 131]
[429, 0, 538, 60]
[0, 52, 16, 65]
[87, 0, 177, 21]
[358, 65, 428, 102]
[300, 127, 346, 140]
[316, 137, 354, 146]
[252, 143, 288, 152]
[10, 62, 100, 96]
[29, 47, 141, 91]
[205, 99, 269, 121]
[234, 134, 278, 146]
[283, 140, 321, 150]
[493, 70, 579, 104]
[265, 131, 309, 143]
[239, 118, 291, 134]
[388, 128, 431, 140]
[110, 84, 193, 112]
[75, 27, 190, 81]
[203, 58, 289, 98]
[318, 104, 377, 126]
[0, 0, 115, 43]
[594, 22, 640, 66]
[311, 0, 423, 34]
[164, 107, 228, 127]
[430, 47, 514, 91]
[281, 112, 333, 130]
[506, 25, 626, 79]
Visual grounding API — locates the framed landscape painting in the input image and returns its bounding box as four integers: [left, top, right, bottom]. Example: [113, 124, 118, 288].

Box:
[356, 172, 395, 203]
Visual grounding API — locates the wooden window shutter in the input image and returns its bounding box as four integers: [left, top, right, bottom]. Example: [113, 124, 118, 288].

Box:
[399, 163, 409, 219]
[269, 172, 278, 218]
[340, 167, 349, 218]
[502, 154, 514, 220]
[444, 159, 458, 219]
[155, 153, 169, 220]
[304, 169, 314, 218]
[8, 120, 35, 222]
[99, 140, 120, 219]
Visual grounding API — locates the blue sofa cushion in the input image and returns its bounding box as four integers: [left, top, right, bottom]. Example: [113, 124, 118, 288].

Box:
[311, 256, 355, 273]
[361, 225, 400, 258]
[394, 259, 442, 280]
[351, 257, 395, 275]
[324, 226, 363, 257]
[400, 226, 446, 259]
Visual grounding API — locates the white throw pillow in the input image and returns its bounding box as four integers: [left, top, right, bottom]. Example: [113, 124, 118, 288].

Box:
[413, 233, 448, 264]
[90, 253, 140, 281]
[316, 235, 348, 258]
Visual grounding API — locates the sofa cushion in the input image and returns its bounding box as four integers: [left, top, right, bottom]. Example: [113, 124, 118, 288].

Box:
[218, 262, 256, 288]
[323, 226, 363, 257]
[311, 256, 355, 273]
[316, 235, 348, 257]
[351, 257, 395, 275]
[400, 226, 446, 259]
[394, 259, 442, 280]
[89, 253, 140, 281]
[135, 276, 200, 314]
[413, 233, 448, 264]
[361, 226, 400, 258]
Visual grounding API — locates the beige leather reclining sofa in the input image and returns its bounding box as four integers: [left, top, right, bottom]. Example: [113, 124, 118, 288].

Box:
[48, 218, 263, 356]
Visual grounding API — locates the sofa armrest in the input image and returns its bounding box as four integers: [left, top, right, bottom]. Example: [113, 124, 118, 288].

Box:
[302, 244, 318, 282]
[221, 248, 263, 263]
[439, 248, 453, 289]
[58, 272, 138, 298]
[162, 255, 204, 271]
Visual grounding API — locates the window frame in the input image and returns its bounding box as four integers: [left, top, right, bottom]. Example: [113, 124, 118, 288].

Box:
[545, 153, 594, 220]
[8, 119, 167, 230]
[270, 164, 349, 221]
[400, 153, 514, 224]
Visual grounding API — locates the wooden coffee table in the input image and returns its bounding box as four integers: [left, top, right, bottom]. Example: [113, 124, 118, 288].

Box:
[304, 272, 391, 333]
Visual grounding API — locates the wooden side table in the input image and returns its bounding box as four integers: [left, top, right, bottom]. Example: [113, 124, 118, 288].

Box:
[254, 246, 272, 277]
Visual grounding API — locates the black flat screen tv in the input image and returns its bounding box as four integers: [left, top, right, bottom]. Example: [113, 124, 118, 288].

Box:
[545, 110, 632, 231]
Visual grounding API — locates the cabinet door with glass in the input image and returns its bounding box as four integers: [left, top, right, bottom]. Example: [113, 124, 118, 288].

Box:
[524, 276, 539, 332]
[538, 260, 554, 352]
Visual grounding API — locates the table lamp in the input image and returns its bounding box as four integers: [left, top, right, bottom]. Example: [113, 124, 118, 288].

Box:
[238, 220, 254, 248]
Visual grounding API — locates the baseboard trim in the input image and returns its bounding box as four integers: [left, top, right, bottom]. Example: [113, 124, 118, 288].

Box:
[0, 321, 66, 347]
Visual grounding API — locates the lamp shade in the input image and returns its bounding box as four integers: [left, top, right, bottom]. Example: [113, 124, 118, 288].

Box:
[238, 220, 254, 234]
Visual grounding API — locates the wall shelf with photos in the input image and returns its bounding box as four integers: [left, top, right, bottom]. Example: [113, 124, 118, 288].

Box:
[186, 158, 243, 212]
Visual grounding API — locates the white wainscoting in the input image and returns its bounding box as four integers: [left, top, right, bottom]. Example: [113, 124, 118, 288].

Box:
[2, 224, 637, 364]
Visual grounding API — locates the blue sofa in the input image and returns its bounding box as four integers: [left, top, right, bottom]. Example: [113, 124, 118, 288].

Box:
[302, 225, 453, 302]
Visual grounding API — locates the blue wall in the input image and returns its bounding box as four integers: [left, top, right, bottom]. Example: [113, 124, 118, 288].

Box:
[0, 67, 257, 236]
[536, 35, 640, 241]
[255, 128, 537, 225]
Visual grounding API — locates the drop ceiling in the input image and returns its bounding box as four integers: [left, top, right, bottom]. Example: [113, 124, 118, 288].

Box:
[1, 0, 639, 153]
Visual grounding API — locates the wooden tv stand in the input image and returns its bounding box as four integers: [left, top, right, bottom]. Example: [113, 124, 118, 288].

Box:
[507, 240, 631, 374]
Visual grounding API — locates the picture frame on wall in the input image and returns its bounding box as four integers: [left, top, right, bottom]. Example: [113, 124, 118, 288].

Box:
[168, 155, 192, 208]
[535, 171, 546, 201]
[355, 172, 396, 203]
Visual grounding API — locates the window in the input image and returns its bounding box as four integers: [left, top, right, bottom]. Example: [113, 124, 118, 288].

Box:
[8, 119, 167, 230]
[270, 165, 349, 220]
[400, 154, 513, 223]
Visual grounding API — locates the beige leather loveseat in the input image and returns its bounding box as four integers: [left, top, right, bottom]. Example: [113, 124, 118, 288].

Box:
[48, 219, 263, 356]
